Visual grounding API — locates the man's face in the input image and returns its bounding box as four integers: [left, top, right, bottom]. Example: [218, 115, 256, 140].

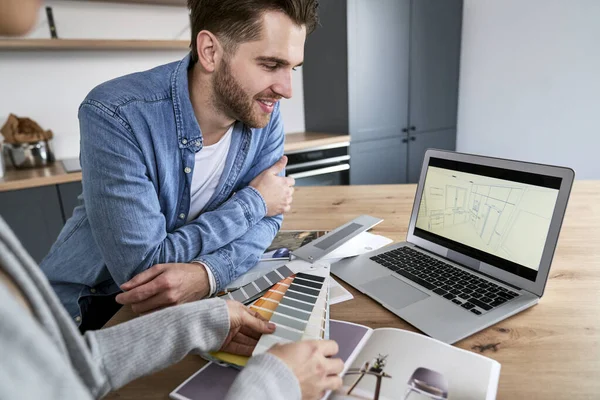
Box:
[211, 11, 306, 128]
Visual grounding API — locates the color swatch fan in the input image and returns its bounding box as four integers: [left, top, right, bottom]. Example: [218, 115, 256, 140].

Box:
[221, 259, 325, 305]
[250, 262, 330, 355]
[209, 262, 330, 367]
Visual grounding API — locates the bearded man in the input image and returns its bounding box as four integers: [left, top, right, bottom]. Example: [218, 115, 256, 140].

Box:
[41, 0, 315, 332]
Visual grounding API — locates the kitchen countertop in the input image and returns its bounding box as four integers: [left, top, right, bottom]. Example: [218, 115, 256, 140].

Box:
[0, 132, 349, 192]
[282, 131, 350, 152]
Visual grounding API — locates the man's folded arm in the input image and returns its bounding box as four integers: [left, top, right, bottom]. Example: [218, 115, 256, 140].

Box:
[194, 214, 283, 293]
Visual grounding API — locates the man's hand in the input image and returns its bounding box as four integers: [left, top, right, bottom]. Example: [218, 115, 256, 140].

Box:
[220, 300, 276, 356]
[268, 340, 344, 400]
[250, 155, 295, 217]
[115, 263, 211, 314]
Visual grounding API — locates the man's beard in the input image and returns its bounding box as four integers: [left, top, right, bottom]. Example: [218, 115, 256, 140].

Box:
[212, 57, 272, 128]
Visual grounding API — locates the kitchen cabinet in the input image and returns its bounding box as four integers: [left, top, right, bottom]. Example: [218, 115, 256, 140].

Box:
[347, 0, 411, 144]
[303, 0, 463, 184]
[407, 129, 457, 183]
[57, 181, 83, 220]
[350, 137, 408, 185]
[349, 129, 457, 185]
[0, 186, 63, 263]
[0, 182, 83, 263]
[408, 0, 463, 133]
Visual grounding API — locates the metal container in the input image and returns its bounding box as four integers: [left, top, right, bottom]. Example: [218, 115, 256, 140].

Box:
[3, 140, 55, 169]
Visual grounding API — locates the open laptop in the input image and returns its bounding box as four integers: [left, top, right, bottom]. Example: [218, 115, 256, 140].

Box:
[331, 149, 574, 343]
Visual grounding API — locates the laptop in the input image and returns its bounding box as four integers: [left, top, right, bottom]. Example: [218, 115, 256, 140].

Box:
[331, 149, 574, 343]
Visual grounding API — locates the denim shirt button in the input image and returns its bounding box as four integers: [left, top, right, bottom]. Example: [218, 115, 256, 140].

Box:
[90, 288, 96, 294]
[181, 139, 188, 144]
[74, 316, 81, 323]
[179, 213, 186, 219]
[184, 167, 192, 174]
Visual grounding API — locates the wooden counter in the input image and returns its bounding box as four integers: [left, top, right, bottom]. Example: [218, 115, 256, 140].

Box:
[105, 181, 600, 400]
[283, 131, 350, 153]
[0, 132, 349, 193]
[0, 162, 83, 193]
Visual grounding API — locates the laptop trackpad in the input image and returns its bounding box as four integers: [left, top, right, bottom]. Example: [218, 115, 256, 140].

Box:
[361, 275, 429, 310]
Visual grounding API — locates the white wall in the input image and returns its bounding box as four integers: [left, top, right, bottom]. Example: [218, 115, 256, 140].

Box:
[457, 0, 600, 179]
[0, 0, 305, 159]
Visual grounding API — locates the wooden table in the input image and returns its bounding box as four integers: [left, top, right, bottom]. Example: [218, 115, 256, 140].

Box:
[106, 182, 600, 400]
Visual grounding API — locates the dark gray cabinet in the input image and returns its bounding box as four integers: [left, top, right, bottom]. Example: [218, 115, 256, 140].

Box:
[0, 186, 64, 263]
[57, 181, 83, 220]
[303, 0, 463, 185]
[0, 181, 83, 263]
[350, 137, 408, 185]
[407, 129, 457, 183]
[348, 0, 410, 144]
[409, 0, 463, 133]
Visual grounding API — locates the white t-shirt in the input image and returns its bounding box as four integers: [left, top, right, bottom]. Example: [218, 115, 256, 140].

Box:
[186, 125, 233, 223]
[188, 125, 233, 297]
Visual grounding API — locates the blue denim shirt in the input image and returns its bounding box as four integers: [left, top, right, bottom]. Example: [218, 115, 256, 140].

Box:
[40, 53, 284, 322]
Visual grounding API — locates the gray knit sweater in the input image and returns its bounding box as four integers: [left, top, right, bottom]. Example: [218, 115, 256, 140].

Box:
[0, 217, 301, 399]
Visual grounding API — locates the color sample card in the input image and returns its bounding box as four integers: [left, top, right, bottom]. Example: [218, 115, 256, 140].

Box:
[251, 265, 330, 356]
[222, 264, 295, 304]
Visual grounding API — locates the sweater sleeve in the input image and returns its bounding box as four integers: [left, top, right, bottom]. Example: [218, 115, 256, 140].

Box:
[83, 297, 302, 399]
[225, 353, 301, 400]
[84, 298, 230, 395]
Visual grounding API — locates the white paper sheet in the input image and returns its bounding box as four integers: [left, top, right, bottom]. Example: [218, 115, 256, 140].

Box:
[322, 232, 393, 261]
[329, 277, 354, 305]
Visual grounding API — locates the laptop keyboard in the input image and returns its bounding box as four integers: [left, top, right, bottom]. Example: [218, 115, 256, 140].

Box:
[370, 246, 520, 316]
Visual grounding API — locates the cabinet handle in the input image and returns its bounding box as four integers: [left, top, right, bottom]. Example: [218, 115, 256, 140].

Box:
[402, 128, 408, 133]
[288, 164, 350, 179]
[402, 138, 408, 143]
[285, 155, 351, 172]
[410, 136, 416, 141]
[410, 126, 416, 131]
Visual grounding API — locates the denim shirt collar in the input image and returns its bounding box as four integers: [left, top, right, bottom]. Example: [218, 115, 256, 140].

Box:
[171, 52, 203, 152]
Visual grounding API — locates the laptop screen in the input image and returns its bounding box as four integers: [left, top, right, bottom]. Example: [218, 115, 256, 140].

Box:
[414, 157, 562, 282]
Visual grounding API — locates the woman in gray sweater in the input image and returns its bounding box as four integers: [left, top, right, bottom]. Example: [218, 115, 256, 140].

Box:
[0, 217, 342, 399]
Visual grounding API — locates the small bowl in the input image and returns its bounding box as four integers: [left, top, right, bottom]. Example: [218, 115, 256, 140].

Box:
[4, 140, 55, 169]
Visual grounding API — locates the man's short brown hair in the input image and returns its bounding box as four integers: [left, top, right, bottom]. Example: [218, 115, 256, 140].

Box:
[188, 0, 319, 63]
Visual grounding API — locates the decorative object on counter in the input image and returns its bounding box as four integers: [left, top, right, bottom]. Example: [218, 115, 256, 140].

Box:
[45, 6, 59, 39]
[1, 114, 55, 169]
[61, 158, 82, 173]
[1, 114, 54, 144]
[3, 141, 56, 169]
